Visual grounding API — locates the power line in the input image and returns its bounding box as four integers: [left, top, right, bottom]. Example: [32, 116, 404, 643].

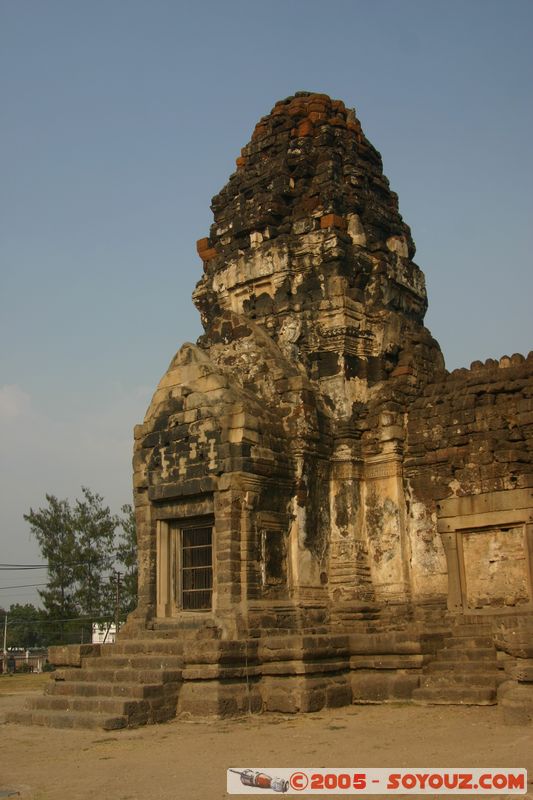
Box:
[0, 562, 92, 570]
[5, 615, 114, 625]
[0, 571, 123, 591]
[0, 583, 48, 590]
[0, 565, 48, 570]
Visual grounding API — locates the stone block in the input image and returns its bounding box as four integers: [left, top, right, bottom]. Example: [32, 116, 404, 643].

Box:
[297, 119, 313, 137]
[299, 688, 326, 712]
[252, 124, 268, 140]
[349, 632, 422, 656]
[200, 247, 217, 262]
[48, 644, 100, 668]
[260, 675, 331, 713]
[177, 680, 260, 717]
[351, 671, 419, 703]
[350, 654, 426, 670]
[326, 679, 352, 708]
[391, 366, 414, 377]
[320, 213, 346, 230]
[499, 682, 533, 725]
[196, 237, 210, 254]
[263, 688, 298, 713]
[308, 111, 327, 123]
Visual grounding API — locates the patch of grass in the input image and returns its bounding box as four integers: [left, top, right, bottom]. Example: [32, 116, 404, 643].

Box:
[0, 672, 51, 695]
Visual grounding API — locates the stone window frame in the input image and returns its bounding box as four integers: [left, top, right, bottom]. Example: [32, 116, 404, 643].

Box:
[458, 522, 531, 613]
[260, 529, 287, 588]
[256, 511, 290, 598]
[156, 515, 215, 618]
[437, 488, 533, 614]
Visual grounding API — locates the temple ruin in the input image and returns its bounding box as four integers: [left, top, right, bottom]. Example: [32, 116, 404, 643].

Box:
[10, 92, 533, 729]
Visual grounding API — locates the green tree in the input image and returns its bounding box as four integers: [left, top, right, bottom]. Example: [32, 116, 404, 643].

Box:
[6, 603, 48, 649]
[24, 488, 121, 642]
[73, 488, 117, 617]
[116, 504, 138, 615]
[24, 489, 139, 642]
[24, 494, 79, 621]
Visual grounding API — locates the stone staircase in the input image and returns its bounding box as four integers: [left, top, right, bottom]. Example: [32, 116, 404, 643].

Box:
[8, 614, 519, 727]
[7, 636, 185, 730]
[412, 619, 502, 705]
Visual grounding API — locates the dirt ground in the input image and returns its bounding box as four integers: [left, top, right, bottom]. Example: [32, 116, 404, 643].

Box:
[0, 676, 531, 800]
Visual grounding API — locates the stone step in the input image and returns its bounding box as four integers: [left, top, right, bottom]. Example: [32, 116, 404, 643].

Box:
[81, 654, 184, 669]
[7, 709, 128, 730]
[438, 646, 497, 662]
[46, 680, 176, 700]
[427, 659, 499, 674]
[126, 630, 213, 643]
[412, 607, 448, 622]
[443, 636, 494, 649]
[57, 667, 183, 684]
[9, 678, 180, 730]
[101, 639, 185, 656]
[449, 623, 493, 636]
[459, 613, 505, 625]
[31, 694, 150, 717]
[30, 692, 177, 723]
[149, 622, 221, 639]
[412, 686, 497, 705]
[419, 672, 498, 689]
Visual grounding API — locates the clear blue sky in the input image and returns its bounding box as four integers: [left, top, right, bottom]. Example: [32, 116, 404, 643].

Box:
[1, 0, 532, 606]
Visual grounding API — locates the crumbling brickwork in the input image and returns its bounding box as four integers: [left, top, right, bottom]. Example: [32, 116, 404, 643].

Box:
[406, 355, 532, 502]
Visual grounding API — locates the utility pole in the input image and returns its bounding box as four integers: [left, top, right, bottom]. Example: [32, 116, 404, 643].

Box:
[3, 613, 7, 675]
[114, 571, 122, 639]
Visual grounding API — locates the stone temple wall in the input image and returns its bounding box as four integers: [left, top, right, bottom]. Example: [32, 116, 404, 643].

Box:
[406, 354, 532, 501]
[403, 354, 533, 609]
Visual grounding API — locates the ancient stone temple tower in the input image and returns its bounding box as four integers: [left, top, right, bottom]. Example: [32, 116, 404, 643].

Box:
[11, 93, 532, 729]
[135, 91, 448, 629]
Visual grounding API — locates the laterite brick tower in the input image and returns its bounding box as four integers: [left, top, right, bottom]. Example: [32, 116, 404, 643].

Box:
[11, 93, 532, 729]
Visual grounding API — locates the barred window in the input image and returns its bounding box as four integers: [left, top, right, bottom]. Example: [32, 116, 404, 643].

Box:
[181, 526, 213, 610]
